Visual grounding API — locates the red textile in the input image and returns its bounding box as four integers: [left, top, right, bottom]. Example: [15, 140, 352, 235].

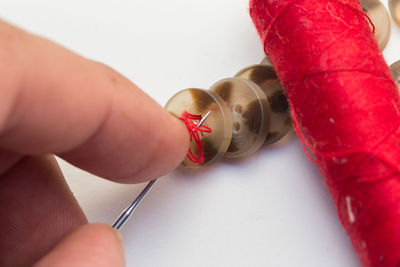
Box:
[249, 0, 400, 266]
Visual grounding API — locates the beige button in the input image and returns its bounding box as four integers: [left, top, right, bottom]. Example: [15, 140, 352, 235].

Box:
[260, 57, 273, 67]
[389, 0, 400, 27]
[361, 0, 391, 50]
[235, 64, 291, 145]
[165, 88, 232, 167]
[390, 60, 400, 89]
[210, 78, 270, 158]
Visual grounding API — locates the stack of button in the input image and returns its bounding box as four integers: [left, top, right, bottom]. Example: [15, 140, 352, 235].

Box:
[165, 59, 291, 167]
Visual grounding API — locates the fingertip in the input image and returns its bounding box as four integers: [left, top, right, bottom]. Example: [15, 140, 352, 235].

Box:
[34, 223, 125, 267]
[116, 111, 190, 183]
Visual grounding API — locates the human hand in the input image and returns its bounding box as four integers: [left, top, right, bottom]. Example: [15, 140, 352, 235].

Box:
[0, 19, 189, 267]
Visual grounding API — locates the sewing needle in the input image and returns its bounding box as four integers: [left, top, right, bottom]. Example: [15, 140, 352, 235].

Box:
[112, 111, 211, 230]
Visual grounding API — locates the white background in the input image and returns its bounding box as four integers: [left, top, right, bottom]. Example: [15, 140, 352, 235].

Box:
[1, 1, 399, 266]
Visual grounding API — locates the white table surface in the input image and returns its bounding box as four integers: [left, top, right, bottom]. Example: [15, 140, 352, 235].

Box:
[1, 1, 399, 266]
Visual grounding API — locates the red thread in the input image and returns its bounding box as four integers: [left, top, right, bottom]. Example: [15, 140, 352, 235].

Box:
[179, 111, 212, 164]
[250, 0, 400, 266]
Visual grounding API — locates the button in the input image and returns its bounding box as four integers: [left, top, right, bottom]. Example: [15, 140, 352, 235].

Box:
[389, 0, 400, 27]
[390, 60, 400, 89]
[361, 0, 391, 50]
[210, 78, 270, 158]
[260, 57, 273, 67]
[165, 88, 232, 167]
[235, 64, 291, 145]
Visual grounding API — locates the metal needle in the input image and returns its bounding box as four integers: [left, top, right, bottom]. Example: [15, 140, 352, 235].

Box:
[112, 111, 211, 230]
[112, 179, 158, 230]
[197, 111, 211, 127]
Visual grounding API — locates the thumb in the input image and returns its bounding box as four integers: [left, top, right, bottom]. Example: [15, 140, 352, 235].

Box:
[34, 223, 125, 267]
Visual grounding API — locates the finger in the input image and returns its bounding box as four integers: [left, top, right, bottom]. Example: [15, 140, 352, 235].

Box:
[34, 224, 124, 267]
[0, 155, 87, 267]
[0, 149, 21, 174]
[0, 20, 189, 183]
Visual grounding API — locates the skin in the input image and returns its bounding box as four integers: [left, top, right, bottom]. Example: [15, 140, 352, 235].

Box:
[0, 19, 190, 267]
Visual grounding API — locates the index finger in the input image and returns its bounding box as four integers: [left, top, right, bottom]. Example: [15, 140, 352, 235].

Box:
[0, 20, 189, 183]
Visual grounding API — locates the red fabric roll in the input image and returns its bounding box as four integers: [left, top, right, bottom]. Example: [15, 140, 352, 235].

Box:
[249, 0, 400, 266]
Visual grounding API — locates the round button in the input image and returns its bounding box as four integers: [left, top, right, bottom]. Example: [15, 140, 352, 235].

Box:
[361, 0, 391, 50]
[210, 78, 270, 158]
[165, 88, 232, 167]
[390, 60, 400, 89]
[389, 0, 400, 27]
[260, 57, 273, 67]
[235, 64, 292, 145]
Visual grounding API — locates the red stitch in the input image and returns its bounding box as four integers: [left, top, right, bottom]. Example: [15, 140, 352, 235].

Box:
[179, 111, 212, 164]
